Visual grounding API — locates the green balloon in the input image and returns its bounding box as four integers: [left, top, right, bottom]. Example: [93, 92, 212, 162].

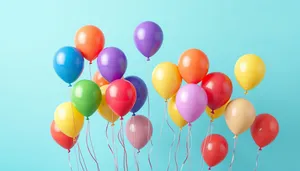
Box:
[71, 80, 102, 118]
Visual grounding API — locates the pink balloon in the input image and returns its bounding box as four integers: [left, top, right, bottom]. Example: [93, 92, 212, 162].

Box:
[125, 115, 153, 150]
[176, 84, 207, 123]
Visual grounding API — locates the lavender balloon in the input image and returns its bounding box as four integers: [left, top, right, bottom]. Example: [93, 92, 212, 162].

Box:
[97, 47, 127, 82]
[134, 21, 163, 61]
[176, 84, 208, 124]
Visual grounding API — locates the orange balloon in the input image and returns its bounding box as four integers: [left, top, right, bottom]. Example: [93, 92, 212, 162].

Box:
[75, 25, 105, 63]
[93, 71, 109, 87]
[178, 48, 209, 84]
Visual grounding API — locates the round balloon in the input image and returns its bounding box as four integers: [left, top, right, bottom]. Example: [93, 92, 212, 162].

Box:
[53, 46, 84, 86]
[75, 25, 105, 63]
[178, 48, 209, 84]
[97, 47, 127, 82]
[168, 95, 188, 129]
[205, 100, 230, 121]
[93, 71, 109, 87]
[134, 21, 163, 60]
[71, 80, 102, 118]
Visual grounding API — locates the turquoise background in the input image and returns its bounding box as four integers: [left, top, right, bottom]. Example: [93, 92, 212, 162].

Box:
[0, 0, 298, 170]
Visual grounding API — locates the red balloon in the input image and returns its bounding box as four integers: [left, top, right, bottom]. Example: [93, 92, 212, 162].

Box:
[251, 113, 279, 149]
[201, 134, 228, 169]
[106, 79, 137, 119]
[50, 121, 78, 152]
[201, 72, 233, 111]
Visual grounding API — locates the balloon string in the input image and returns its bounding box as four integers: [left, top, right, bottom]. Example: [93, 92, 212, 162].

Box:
[118, 120, 128, 171]
[73, 144, 80, 171]
[155, 101, 166, 168]
[174, 129, 182, 171]
[180, 125, 191, 171]
[134, 149, 140, 171]
[121, 121, 128, 170]
[228, 136, 238, 171]
[68, 151, 73, 171]
[189, 129, 193, 171]
[200, 120, 213, 171]
[147, 88, 153, 171]
[85, 120, 100, 171]
[89, 63, 92, 80]
[106, 122, 118, 171]
[77, 143, 88, 171]
[254, 148, 262, 171]
[148, 140, 153, 171]
[112, 124, 119, 171]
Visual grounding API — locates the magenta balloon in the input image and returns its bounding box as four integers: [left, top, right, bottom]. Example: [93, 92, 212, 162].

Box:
[176, 84, 208, 123]
[125, 115, 153, 150]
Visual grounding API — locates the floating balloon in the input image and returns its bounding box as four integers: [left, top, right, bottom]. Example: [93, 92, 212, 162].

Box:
[106, 79, 137, 119]
[178, 48, 209, 84]
[126, 115, 153, 150]
[176, 84, 207, 124]
[71, 80, 102, 118]
[205, 99, 230, 121]
[168, 95, 187, 129]
[225, 98, 256, 136]
[53, 46, 84, 86]
[50, 121, 78, 152]
[134, 21, 163, 60]
[97, 47, 127, 82]
[125, 76, 148, 115]
[93, 71, 109, 87]
[97, 85, 119, 124]
[234, 54, 266, 94]
[251, 113, 279, 149]
[201, 72, 233, 111]
[152, 62, 182, 100]
[201, 134, 228, 170]
[75, 25, 105, 63]
[54, 102, 84, 138]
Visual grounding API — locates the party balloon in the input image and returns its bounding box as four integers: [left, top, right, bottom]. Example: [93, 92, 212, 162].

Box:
[234, 54, 266, 94]
[97, 85, 119, 124]
[97, 47, 127, 82]
[176, 84, 207, 123]
[225, 98, 256, 136]
[71, 80, 102, 118]
[168, 95, 187, 129]
[178, 48, 209, 84]
[106, 79, 137, 119]
[205, 99, 230, 121]
[126, 115, 153, 150]
[152, 62, 182, 100]
[251, 113, 279, 149]
[125, 76, 148, 115]
[201, 134, 228, 169]
[201, 72, 233, 111]
[75, 25, 105, 63]
[50, 121, 78, 152]
[134, 21, 163, 60]
[53, 46, 84, 86]
[54, 102, 84, 138]
[93, 71, 109, 87]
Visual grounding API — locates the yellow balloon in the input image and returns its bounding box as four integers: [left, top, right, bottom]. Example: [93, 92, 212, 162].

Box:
[152, 62, 182, 100]
[205, 100, 230, 121]
[168, 95, 187, 129]
[54, 102, 84, 138]
[98, 85, 119, 125]
[234, 54, 266, 94]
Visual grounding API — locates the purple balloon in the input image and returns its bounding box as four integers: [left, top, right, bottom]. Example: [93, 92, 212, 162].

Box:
[97, 47, 127, 82]
[134, 21, 163, 60]
[176, 84, 208, 124]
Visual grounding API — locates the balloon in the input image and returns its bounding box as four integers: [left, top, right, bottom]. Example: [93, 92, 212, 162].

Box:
[53, 46, 84, 86]
[125, 76, 148, 115]
[178, 48, 209, 84]
[71, 80, 102, 118]
[134, 21, 163, 60]
[201, 134, 228, 169]
[201, 72, 233, 111]
[176, 84, 207, 123]
[126, 115, 153, 150]
[54, 102, 84, 138]
[251, 113, 279, 149]
[106, 79, 137, 119]
[152, 62, 182, 100]
[75, 25, 105, 63]
[93, 71, 109, 87]
[97, 85, 119, 124]
[97, 47, 127, 82]
[205, 99, 230, 121]
[225, 98, 256, 136]
[234, 54, 266, 94]
[168, 95, 187, 129]
[50, 121, 78, 151]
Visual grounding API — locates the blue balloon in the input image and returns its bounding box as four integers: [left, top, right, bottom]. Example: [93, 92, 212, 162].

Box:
[53, 46, 84, 86]
[125, 76, 148, 115]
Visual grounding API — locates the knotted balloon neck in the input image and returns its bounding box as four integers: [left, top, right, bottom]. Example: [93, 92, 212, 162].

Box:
[211, 110, 215, 114]
[233, 135, 238, 139]
[210, 119, 214, 123]
[132, 113, 136, 116]
[89, 61, 92, 64]
[208, 167, 212, 170]
[86, 117, 90, 121]
[188, 123, 192, 127]
[137, 150, 140, 154]
[164, 99, 168, 103]
[259, 147, 262, 151]
[111, 123, 115, 127]
[68, 149, 71, 153]
[146, 57, 150, 61]
[68, 83, 72, 87]
[120, 117, 124, 120]
[244, 90, 248, 95]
